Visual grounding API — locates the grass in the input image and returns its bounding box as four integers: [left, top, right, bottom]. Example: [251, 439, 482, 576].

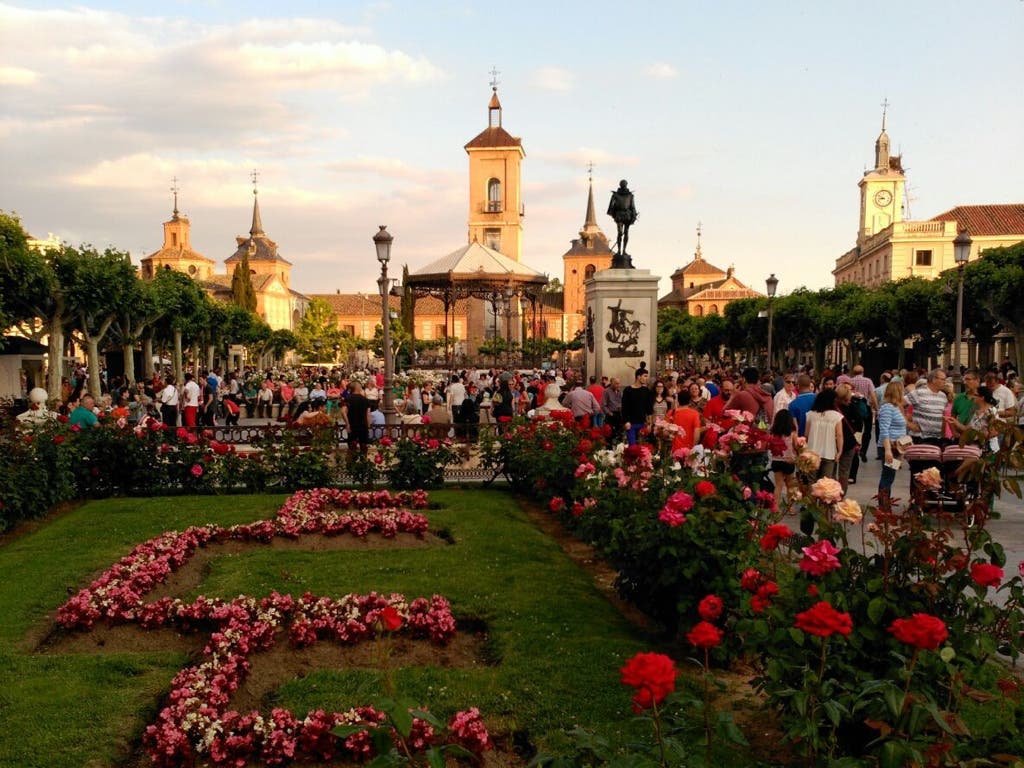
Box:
[0, 491, 761, 767]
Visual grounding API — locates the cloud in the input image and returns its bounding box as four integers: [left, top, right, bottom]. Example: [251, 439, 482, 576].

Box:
[644, 62, 679, 79]
[0, 66, 38, 85]
[532, 147, 640, 170]
[530, 66, 575, 91]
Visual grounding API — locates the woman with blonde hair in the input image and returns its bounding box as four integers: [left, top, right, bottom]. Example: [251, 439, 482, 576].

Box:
[877, 380, 908, 509]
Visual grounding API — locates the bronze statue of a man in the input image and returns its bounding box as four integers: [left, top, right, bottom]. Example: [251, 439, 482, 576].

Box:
[607, 179, 637, 268]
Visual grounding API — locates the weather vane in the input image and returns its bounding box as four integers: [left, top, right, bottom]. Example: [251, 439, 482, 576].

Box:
[489, 66, 500, 91]
[251, 168, 260, 196]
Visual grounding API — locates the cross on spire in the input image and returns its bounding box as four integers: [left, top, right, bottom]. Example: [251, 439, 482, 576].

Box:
[170, 175, 180, 219]
[586, 161, 594, 184]
[250, 168, 260, 196]
[489, 66, 501, 91]
[695, 221, 703, 260]
[880, 97, 890, 130]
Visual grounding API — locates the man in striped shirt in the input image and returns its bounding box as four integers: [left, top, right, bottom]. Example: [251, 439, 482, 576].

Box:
[904, 368, 948, 444]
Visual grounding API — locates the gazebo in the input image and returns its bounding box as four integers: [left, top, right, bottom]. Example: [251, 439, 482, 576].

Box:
[405, 242, 548, 367]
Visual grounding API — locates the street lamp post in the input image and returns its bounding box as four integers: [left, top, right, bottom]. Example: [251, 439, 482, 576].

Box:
[373, 225, 396, 425]
[952, 229, 972, 391]
[765, 273, 779, 373]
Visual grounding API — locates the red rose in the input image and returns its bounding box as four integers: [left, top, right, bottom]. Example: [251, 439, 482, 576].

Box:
[741, 569, 765, 593]
[889, 613, 948, 650]
[380, 605, 403, 632]
[549, 496, 566, 513]
[750, 581, 779, 613]
[687, 620, 723, 649]
[176, 427, 189, 440]
[794, 601, 853, 638]
[53, 435, 65, 444]
[190, 464, 204, 477]
[620, 652, 678, 711]
[571, 502, 584, 518]
[698, 594, 723, 621]
[759, 524, 794, 552]
[970, 563, 1004, 589]
[695, 480, 716, 498]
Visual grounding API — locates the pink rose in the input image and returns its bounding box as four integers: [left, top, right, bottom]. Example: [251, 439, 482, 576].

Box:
[799, 540, 842, 576]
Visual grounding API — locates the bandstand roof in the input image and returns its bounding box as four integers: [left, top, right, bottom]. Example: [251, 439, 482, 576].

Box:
[406, 242, 548, 296]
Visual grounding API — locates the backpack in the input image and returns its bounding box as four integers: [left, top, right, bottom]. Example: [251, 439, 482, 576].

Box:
[853, 396, 870, 426]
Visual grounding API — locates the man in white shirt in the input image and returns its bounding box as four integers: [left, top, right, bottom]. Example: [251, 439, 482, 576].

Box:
[158, 375, 180, 427]
[773, 375, 797, 413]
[181, 372, 201, 427]
[985, 371, 1017, 420]
[446, 374, 467, 421]
[904, 369, 949, 444]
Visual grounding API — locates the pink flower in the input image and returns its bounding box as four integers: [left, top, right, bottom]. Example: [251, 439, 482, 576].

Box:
[664, 491, 694, 513]
[811, 477, 844, 504]
[190, 464, 203, 478]
[658, 508, 687, 527]
[799, 540, 842, 576]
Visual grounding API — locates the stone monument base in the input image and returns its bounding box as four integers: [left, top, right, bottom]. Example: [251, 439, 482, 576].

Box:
[584, 268, 660, 387]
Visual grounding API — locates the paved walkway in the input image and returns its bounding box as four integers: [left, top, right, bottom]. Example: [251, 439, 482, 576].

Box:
[838, 454, 1024, 580]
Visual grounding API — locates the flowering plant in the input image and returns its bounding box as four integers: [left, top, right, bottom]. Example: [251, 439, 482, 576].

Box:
[376, 432, 463, 489]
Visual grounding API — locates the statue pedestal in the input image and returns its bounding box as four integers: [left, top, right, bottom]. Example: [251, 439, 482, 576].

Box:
[584, 268, 660, 386]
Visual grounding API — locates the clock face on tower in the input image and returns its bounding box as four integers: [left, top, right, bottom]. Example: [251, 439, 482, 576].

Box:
[874, 190, 893, 208]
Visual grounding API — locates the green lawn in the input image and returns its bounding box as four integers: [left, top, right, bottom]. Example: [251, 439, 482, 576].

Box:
[0, 491, 718, 767]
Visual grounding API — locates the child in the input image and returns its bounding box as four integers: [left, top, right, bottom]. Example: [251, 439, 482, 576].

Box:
[770, 409, 798, 508]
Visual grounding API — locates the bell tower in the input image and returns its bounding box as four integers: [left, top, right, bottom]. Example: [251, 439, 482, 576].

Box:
[858, 99, 905, 244]
[464, 71, 525, 262]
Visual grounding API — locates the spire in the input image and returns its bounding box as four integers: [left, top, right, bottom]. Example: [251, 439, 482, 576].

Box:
[694, 222, 703, 261]
[488, 66, 502, 128]
[874, 97, 891, 171]
[579, 163, 599, 240]
[170, 176, 180, 221]
[249, 168, 263, 236]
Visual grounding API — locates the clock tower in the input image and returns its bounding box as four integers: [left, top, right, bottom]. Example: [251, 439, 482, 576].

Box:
[857, 100, 905, 244]
[464, 81, 525, 261]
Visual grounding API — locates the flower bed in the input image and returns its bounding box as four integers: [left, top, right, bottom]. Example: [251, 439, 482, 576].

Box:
[53, 488, 491, 766]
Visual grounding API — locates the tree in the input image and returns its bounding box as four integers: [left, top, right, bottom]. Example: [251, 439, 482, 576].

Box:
[295, 298, 348, 363]
[262, 329, 297, 366]
[963, 242, 1024, 371]
[150, 267, 210, 382]
[107, 276, 161, 386]
[543, 277, 563, 293]
[230, 250, 257, 312]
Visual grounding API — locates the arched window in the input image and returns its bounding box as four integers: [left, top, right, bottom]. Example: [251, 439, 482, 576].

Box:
[487, 178, 502, 212]
[694, 305, 704, 317]
[584, 264, 596, 279]
[709, 304, 719, 315]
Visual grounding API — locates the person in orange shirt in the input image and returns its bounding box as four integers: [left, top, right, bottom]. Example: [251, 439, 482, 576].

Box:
[667, 389, 703, 453]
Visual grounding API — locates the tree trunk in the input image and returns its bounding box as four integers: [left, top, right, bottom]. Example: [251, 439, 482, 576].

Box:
[173, 330, 183, 384]
[86, 336, 102, 397]
[206, 344, 214, 371]
[143, 336, 154, 379]
[123, 342, 136, 386]
[47, 320, 65, 405]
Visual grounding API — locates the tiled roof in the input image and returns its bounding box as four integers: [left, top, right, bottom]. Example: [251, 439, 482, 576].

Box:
[464, 126, 523, 149]
[658, 289, 686, 306]
[143, 246, 215, 264]
[929, 204, 1024, 237]
[671, 258, 727, 277]
[562, 233, 613, 257]
[225, 234, 292, 266]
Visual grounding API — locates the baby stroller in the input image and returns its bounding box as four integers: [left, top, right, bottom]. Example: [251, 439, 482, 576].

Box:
[941, 444, 983, 521]
[905, 441, 983, 521]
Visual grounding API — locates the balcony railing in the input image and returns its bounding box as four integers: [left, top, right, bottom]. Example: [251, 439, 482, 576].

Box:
[485, 201, 502, 213]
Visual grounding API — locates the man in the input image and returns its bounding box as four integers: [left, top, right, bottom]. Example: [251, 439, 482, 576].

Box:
[181, 372, 201, 427]
[586, 376, 606, 427]
[69, 394, 99, 429]
[951, 369, 980, 425]
[725, 367, 774, 424]
[564, 380, 602, 425]
[703, 378, 734, 425]
[620, 369, 654, 445]
[786, 374, 817, 437]
[157, 375, 179, 427]
[607, 179, 638, 263]
[446, 374, 467, 422]
[342, 382, 371, 453]
[985, 371, 1017, 421]
[601, 377, 624, 441]
[839, 365, 877, 460]
[904, 368, 949, 444]
[773, 375, 797, 413]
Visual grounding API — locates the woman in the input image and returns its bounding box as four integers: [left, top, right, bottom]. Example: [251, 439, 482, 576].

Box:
[651, 380, 670, 421]
[769, 409, 798, 507]
[805, 388, 843, 480]
[877, 380, 908, 510]
[491, 376, 515, 422]
[947, 385, 1000, 452]
[688, 381, 707, 413]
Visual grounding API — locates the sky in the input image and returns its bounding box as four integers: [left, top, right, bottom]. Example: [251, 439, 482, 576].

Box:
[2, 1, 1022, 300]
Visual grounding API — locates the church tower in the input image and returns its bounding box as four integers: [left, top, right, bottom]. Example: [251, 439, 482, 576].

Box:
[464, 79, 525, 261]
[562, 172, 613, 321]
[140, 179, 216, 280]
[858, 100, 905, 244]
